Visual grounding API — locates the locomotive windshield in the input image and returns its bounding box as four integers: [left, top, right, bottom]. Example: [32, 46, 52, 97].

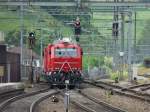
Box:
[55, 48, 77, 57]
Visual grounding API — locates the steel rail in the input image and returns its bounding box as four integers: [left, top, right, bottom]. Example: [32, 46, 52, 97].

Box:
[0, 1, 150, 7]
[78, 90, 126, 112]
[0, 87, 50, 112]
[69, 90, 125, 112]
[140, 85, 150, 91]
[30, 90, 60, 112]
[84, 80, 150, 102]
[127, 83, 150, 89]
[0, 88, 24, 98]
[59, 91, 97, 112]
[0, 89, 24, 103]
[71, 100, 97, 112]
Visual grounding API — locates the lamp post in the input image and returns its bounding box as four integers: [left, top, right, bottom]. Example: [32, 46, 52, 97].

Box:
[28, 32, 36, 84]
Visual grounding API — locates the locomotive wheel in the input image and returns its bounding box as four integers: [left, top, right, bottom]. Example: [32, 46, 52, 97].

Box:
[50, 83, 54, 89]
[75, 83, 80, 89]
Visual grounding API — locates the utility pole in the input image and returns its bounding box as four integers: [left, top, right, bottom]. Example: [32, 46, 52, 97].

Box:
[134, 12, 137, 64]
[20, 0, 23, 80]
[40, 29, 43, 66]
[127, 12, 133, 81]
[37, 11, 43, 67]
[121, 0, 125, 53]
[113, 0, 119, 72]
[76, 0, 81, 8]
[120, 0, 125, 80]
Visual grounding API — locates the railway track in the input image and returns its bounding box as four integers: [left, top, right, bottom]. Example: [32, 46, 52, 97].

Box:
[128, 83, 150, 89]
[0, 89, 24, 104]
[69, 89, 126, 112]
[30, 90, 60, 112]
[140, 85, 150, 91]
[127, 83, 150, 91]
[0, 86, 51, 112]
[84, 80, 150, 102]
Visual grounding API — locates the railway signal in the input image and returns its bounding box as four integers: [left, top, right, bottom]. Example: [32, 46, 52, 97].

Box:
[74, 17, 81, 42]
[74, 20, 81, 35]
[28, 32, 35, 49]
[27, 32, 36, 84]
[112, 22, 119, 38]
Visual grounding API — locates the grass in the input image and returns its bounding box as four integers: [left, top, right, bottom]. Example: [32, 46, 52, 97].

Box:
[0, 11, 19, 31]
[0, 8, 74, 42]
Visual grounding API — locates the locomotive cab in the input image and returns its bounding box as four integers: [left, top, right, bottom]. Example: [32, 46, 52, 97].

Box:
[43, 38, 83, 86]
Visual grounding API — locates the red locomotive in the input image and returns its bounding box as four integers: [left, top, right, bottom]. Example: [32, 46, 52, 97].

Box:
[43, 38, 83, 86]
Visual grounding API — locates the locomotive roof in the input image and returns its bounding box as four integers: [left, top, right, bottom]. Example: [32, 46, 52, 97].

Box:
[53, 37, 77, 45]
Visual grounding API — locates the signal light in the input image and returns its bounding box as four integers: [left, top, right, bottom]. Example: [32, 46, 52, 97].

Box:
[74, 17, 81, 42]
[112, 22, 119, 37]
[74, 20, 81, 35]
[29, 32, 34, 37]
[28, 32, 35, 48]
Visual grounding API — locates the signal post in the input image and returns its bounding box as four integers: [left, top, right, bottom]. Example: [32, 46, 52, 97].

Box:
[28, 32, 36, 84]
[74, 17, 81, 42]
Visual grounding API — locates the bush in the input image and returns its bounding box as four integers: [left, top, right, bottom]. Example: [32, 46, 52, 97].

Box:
[110, 70, 128, 81]
[110, 71, 119, 81]
[104, 56, 113, 69]
[83, 56, 104, 70]
[102, 65, 112, 75]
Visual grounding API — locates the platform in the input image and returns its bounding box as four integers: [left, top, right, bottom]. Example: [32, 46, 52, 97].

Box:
[0, 83, 25, 94]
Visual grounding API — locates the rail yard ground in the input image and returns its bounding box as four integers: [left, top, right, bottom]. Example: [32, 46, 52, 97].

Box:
[1, 79, 150, 112]
[82, 85, 150, 112]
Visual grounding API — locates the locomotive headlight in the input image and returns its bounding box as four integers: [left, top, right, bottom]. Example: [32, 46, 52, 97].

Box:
[48, 72, 51, 75]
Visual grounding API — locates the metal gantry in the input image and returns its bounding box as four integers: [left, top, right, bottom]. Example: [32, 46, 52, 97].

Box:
[0, 1, 150, 8]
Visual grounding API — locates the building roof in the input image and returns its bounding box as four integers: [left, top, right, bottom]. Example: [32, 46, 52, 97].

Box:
[7, 47, 40, 59]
